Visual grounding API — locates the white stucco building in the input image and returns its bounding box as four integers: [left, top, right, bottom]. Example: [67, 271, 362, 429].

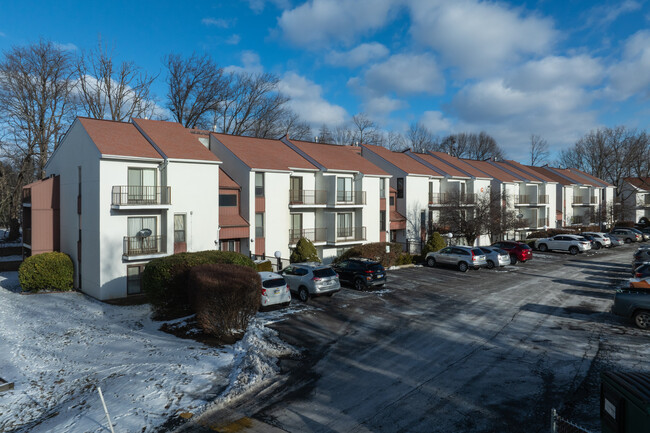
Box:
[621, 177, 650, 223]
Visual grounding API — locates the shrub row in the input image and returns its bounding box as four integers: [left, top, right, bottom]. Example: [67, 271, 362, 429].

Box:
[18, 252, 73, 292]
[142, 250, 255, 319]
[335, 242, 403, 268]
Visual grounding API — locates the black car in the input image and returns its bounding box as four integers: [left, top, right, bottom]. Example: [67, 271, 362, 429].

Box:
[633, 263, 650, 278]
[579, 234, 599, 249]
[332, 258, 386, 290]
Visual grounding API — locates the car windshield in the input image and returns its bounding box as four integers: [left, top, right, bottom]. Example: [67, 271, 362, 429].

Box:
[520, 244, 532, 250]
[471, 249, 484, 256]
[495, 248, 508, 254]
[262, 278, 286, 288]
[313, 268, 337, 278]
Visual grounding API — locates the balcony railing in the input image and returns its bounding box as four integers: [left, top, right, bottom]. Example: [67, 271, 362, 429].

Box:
[538, 195, 549, 204]
[643, 196, 650, 207]
[112, 186, 171, 206]
[336, 226, 366, 241]
[429, 192, 476, 205]
[289, 228, 327, 244]
[572, 196, 598, 205]
[590, 196, 598, 204]
[336, 190, 366, 205]
[123, 235, 165, 257]
[289, 189, 327, 206]
[571, 215, 584, 224]
[537, 218, 549, 227]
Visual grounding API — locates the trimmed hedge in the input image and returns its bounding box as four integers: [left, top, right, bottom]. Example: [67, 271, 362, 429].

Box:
[188, 263, 260, 342]
[615, 221, 636, 228]
[255, 260, 273, 272]
[335, 242, 403, 268]
[142, 250, 255, 318]
[19, 252, 73, 292]
[290, 237, 320, 263]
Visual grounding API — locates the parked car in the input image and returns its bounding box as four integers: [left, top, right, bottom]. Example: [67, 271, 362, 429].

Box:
[632, 263, 650, 278]
[612, 289, 650, 329]
[604, 233, 623, 247]
[425, 246, 487, 272]
[579, 234, 597, 249]
[581, 232, 612, 249]
[630, 227, 650, 241]
[258, 272, 291, 309]
[534, 234, 591, 255]
[610, 228, 642, 243]
[629, 276, 650, 290]
[633, 249, 650, 270]
[477, 246, 510, 269]
[281, 262, 341, 302]
[332, 258, 386, 290]
[491, 241, 533, 264]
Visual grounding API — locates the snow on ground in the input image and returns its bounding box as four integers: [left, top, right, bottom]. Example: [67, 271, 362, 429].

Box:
[0, 272, 296, 433]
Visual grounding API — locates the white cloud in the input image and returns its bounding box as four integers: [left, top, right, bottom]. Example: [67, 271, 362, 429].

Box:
[420, 110, 451, 133]
[0, 32, 6, 38]
[54, 42, 78, 51]
[226, 34, 241, 45]
[584, 0, 641, 27]
[245, 0, 291, 14]
[278, 0, 397, 47]
[278, 72, 348, 126]
[362, 95, 407, 117]
[407, 0, 557, 78]
[326, 43, 390, 68]
[507, 55, 605, 92]
[224, 50, 264, 74]
[364, 53, 445, 95]
[201, 17, 233, 28]
[607, 30, 650, 100]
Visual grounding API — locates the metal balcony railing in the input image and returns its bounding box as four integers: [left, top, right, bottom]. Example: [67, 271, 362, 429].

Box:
[537, 218, 549, 227]
[336, 226, 366, 241]
[538, 195, 549, 204]
[590, 196, 598, 204]
[336, 190, 366, 205]
[112, 186, 171, 206]
[429, 192, 476, 205]
[123, 235, 165, 256]
[289, 228, 327, 244]
[289, 189, 327, 206]
[571, 215, 584, 224]
[572, 196, 587, 205]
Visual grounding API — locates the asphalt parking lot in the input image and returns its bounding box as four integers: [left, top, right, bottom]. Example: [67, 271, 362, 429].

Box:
[180, 244, 649, 433]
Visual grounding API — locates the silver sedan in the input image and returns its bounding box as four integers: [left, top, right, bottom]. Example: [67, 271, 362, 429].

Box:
[478, 246, 511, 269]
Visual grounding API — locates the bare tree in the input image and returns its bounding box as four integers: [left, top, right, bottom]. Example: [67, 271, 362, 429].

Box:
[77, 41, 158, 121]
[330, 126, 354, 146]
[0, 40, 76, 239]
[164, 53, 227, 129]
[529, 134, 549, 165]
[317, 124, 334, 143]
[351, 113, 380, 145]
[384, 130, 407, 151]
[436, 132, 504, 160]
[407, 122, 437, 153]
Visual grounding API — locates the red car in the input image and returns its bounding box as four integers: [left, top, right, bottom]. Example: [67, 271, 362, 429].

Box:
[490, 241, 533, 264]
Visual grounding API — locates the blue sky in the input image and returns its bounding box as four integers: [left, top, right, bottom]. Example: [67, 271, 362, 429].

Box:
[2, 0, 650, 161]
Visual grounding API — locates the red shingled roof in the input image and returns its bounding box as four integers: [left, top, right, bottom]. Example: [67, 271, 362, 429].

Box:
[220, 170, 240, 190]
[625, 177, 650, 191]
[461, 159, 520, 182]
[570, 168, 613, 187]
[212, 133, 317, 171]
[506, 160, 554, 182]
[133, 118, 219, 162]
[362, 144, 441, 176]
[287, 139, 389, 176]
[410, 152, 469, 177]
[78, 117, 162, 159]
[428, 152, 490, 178]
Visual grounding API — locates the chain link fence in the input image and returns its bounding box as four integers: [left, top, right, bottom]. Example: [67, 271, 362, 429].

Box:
[550, 409, 595, 433]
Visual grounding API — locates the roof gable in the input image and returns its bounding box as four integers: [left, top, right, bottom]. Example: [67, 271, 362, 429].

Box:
[428, 151, 491, 178]
[461, 159, 521, 182]
[361, 144, 440, 176]
[78, 117, 162, 159]
[286, 139, 389, 176]
[133, 118, 219, 162]
[624, 177, 650, 191]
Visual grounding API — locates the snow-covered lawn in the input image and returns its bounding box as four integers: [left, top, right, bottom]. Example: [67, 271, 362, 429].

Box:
[0, 272, 296, 432]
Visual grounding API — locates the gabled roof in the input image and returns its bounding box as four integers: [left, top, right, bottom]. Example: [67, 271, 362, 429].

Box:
[285, 139, 389, 176]
[133, 118, 219, 162]
[211, 133, 317, 171]
[504, 160, 555, 182]
[427, 151, 491, 179]
[461, 159, 520, 182]
[219, 170, 240, 190]
[530, 166, 596, 186]
[624, 177, 650, 191]
[77, 117, 162, 159]
[569, 168, 613, 187]
[361, 144, 441, 177]
[406, 152, 469, 178]
[528, 166, 573, 185]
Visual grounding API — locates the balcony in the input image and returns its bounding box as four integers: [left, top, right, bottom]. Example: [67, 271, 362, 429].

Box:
[289, 228, 327, 244]
[642, 196, 650, 207]
[112, 186, 171, 208]
[515, 195, 550, 205]
[537, 218, 549, 227]
[336, 226, 366, 242]
[336, 191, 366, 206]
[289, 189, 327, 206]
[123, 235, 166, 257]
[538, 195, 549, 204]
[571, 215, 584, 225]
[572, 196, 598, 206]
[429, 192, 476, 205]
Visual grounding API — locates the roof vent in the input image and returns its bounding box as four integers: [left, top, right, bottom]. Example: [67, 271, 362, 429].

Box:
[314, 136, 319, 143]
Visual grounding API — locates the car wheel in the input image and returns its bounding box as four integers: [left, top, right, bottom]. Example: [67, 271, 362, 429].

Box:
[426, 257, 436, 267]
[538, 243, 548, 252]
[354, 278, 365, 291]
[625, 238, 632, 244]
[298, 286, 310, 302]
[458, 262, 469, 272]
[486, 260, 495, 269]
[510, 255, 518, 265]
[569, 246, 579, 255]
[634, 310, 650, 329]
[594, 242, 601, 250]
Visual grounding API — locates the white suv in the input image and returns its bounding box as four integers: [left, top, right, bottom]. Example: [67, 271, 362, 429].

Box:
[581, 232, 612, 249]
[281, 262, 341, 302]
[535, 234, 591, 255]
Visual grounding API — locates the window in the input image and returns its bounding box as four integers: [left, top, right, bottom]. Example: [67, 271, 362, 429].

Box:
[337, 212, 353, 237]
[127, 216, 158, 255]
[380, 210, 386, 232]
[396, 178, 404, 199]
[337, 177, 353, 202]
[420, 211, 426, 230]
[255, 213, 264, 238]
[290, 176, 303, 202]
[220, 240, 240, 252]
[174, 214, 186, 243]
[126, 265, 144, 295]
[128, 168, 157, 203]
[390, 196, 395, 206]
[255, 172, 264, 197]
[380, 179, 386, 198]
[219, 194, 237, 207]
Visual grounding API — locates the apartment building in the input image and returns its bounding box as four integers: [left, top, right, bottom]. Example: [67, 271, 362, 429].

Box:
[281, 138, 391, 262]
[621, 177, 650, 223]
[25, 117, 221, 300]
